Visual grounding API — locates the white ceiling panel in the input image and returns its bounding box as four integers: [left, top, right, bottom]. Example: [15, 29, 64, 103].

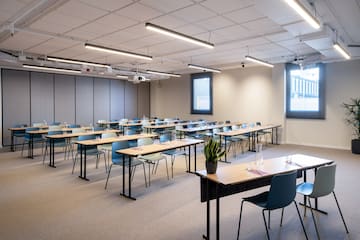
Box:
[212, 25, 254, 42]
[140, 0, 193, 13]
[115, 3, 163, 22]
[79, 0, 134, 12]
[172, 5, 217, 23]
[242, 18, 283, 35]
[95, 14, 138, 30]
[200, 0, 254, 14]
[283, 21, 319, 37]
[29, 12, 88, 34]
[196, 16, 235, 31]
[225, 5, 265, 24]
[56, 1, 107, 21]
[50, 44, 89, 59]
[255, 0, 302, 25]
[265, 31, 294, 42]
[0, 31, 50, 50]
[150, 15, 188, 29]
[26, 38, 78, 55]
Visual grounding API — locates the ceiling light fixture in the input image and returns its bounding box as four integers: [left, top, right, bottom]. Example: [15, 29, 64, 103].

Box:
[145, 22, 214, 49]
[84, 43, 153, 61]
[146, 70, 181, 78]
[245, 56, 274, 68]
[47, 56, 110, 68]
[284, 0, 321, 29]
[333, 43, 351, 60]
[116, 75, 129, 79]
[23, 64, 81, 74]
[188, 64, 221, 73]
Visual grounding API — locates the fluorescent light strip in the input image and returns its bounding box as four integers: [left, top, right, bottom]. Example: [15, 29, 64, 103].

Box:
[333, 43, 351, 59]
[285, 0, 320, 29]
[47, 56, 110, 68]
[23, 64, 81, 74]
[145, 22, 214, 49]
[116, 75, 129, 79]
[245, 56, 274, 68]
[146, 70, 181, 77]
[84, 43, 152, 61]
[188, 64, 221, 73]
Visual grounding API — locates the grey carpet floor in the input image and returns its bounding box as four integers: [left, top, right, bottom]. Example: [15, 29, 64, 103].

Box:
[0, 143, 358, 240]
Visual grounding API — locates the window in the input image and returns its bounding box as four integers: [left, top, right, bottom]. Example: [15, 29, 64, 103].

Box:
[191, 72, 213, 114]
[286, 63, 325, 119]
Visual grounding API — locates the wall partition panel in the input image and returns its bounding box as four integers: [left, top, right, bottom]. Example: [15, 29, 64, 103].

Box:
[54, 74, 75, 124]
[137, 82, 150, 118]
[75, 76, 94, 125]
[124, 81, 137, 119]
[94, 78, 110, 122]
[2, 69, 30, 146]
[30, 72, 54, 124]
[110, 79, 125, 120]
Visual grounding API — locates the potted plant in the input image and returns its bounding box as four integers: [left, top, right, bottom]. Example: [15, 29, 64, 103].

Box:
[204, 138, 225, 174]
[343, 98, 360, 154]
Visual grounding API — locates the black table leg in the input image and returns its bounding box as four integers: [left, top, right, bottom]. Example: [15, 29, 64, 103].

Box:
[187, 145, 191, 173]
[11, 131, 14, 152]
[203, 178, 210, 240]
[194, 144, 197, 171]
[120, 155, 136, 200]
[79, 145, 89, 181]
[49, 138, 56, 168]
[216, 183, 220, 240]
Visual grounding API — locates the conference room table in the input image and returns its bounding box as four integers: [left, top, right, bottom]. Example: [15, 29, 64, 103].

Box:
[116, 138, 204, 200]
[196, 154, 334, 240]
[176, 123, 233, 139]
[216, 124, 281, 163]
[119, 122, 144, 134]
[143, 124, 177, 134]
[73, 133, 157, 181]
[8, 125, 47, 152]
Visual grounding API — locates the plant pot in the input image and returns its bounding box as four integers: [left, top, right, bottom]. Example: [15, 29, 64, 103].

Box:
[351, 139, 360, 154]
[206, 161, 218, 174]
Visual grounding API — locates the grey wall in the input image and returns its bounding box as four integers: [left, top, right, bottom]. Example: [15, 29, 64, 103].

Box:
[1, 69, 150, 146]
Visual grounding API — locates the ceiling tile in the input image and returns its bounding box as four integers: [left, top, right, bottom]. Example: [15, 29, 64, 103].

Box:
[149, 15, 187, 29]
[265, 31, 294, 42]
[196, 16, 235, 31]
[212, 25, 253, 42]
[140, 0, 193, 13]
[115, 3, 162, 22]
[79, 0, 133, 12]
[172, 5, 217, 23]
[283, 21, 319, 37]
[26, 38, 78, 55]
[200, 0, 254, 14]
[56, 1, 107, 21]
[225, 5, 265, 24]
[95, 14, 138, 30]
[0, 31, 50, 51]
[242, 18, 282, 35]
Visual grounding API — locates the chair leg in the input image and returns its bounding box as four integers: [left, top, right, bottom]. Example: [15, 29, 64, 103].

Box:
[104, 164, 113, 189]
[308, 198, 321, 240]
[262, 209, 271, 240]
[21, 141, 26, 157]
[130, 165, 137, 183]
[171, 155, 175, 178]
[72, 153, 78, 174]
[237, 200, 245, 240]
[294, 201, 309, 240]
[142, 163, 148, 188]
[268, 210, 271, 229]
[147, 161, 151, 187]
[332, 191, 349, 233]
[42, 143, 48, 164]
[280, 208, 284, 227]
[102, 152, 107, 173]
[164, 158, 169, 180]
[95, 155, 99, 169]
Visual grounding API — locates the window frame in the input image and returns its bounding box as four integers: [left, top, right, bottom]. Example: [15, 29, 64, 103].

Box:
[191, 72, 213, 115]
[285, 63, 325, 119]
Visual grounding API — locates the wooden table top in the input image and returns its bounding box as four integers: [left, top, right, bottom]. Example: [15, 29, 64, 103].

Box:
[216, 124, 281, 137]
[143, 124, 177, 129]
[196, 154, 333, 185]
[44, 129, 120, 138]
[117, 138, 204, 156]
[177, 123, 235, 133]
[74, 133, 157, 146]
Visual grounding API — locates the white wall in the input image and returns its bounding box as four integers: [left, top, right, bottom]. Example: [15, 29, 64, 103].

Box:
[150, 66, 273, 124]
[150, 59, 360, 150]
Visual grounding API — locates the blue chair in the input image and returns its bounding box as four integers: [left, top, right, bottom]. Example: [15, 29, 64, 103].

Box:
[42, 130, 66, 164]
[138, 138, 168, 186]
[160, 133, 188, 178]
[237, 171, 308, 240]
[68, 124, 80, 128]
[104, 141, 147, 189]
[21, 127, 44, 157]
[125, 129, 137, 148]
[296, 164, 349, 239]
[72, 135, 107, 174]
[12, 124, 27, 151]
[93, 126, 105, 131]
[50, 122, 61, 126]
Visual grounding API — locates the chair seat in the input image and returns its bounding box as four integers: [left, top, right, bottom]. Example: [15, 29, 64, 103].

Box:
[139, 153, 165, 162]
[112, 157, 144, 166]
[163, 149, 186, 156]
[243, 191, 269, 209]
[296, 182, 314, 196]
[101, 144, 112, 151]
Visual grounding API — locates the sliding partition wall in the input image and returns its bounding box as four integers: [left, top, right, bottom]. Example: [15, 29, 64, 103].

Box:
[1, 69, 150, 146]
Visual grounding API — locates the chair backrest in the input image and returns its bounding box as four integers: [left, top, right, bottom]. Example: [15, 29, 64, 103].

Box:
[49, 125, 61, 130]
[69, 124, 80, 128]
[232, 125, 240, 130]
[77, 135, 96, 152]
[266, 171, 297, 210]
[138, 137, 153, 146]
[160, 133, 171, 143]
[94, 126, 105, 131]
[125, 129, 136, 135]
[33, 122, 44, 127]
[72, 128, 85, 133]
[101, 132, 117, 139]
[111, 141, 129, 164]
[25, 127, 40, 139]
[25, 127, 40, 132]
[310, 164, 336, 198]
[48, 130, 62, 135]
[256, 122, 262, 126]
[223, 126, 231, 132]
[50, 122, 61, 126]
